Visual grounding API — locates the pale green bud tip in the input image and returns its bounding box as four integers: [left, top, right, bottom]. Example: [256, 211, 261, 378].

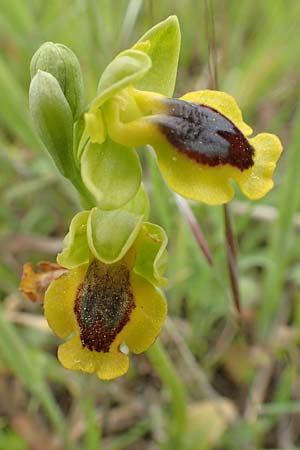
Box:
[30, 42, 83, 120]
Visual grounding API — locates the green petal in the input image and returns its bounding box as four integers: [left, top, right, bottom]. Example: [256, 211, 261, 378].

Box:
[81, 139, 141, 210]
[57, 210, 90, 268]
[123, 183, 150, 219]
[87, 208, 143, 263]
[29, 70, 76, 179]
[94, 49, 151, 109]
[134, 222, 168, 287]
[135, 16, 181, 96]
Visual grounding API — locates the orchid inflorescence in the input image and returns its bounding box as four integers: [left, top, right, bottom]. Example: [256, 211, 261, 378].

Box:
[21, 16, 282, 380]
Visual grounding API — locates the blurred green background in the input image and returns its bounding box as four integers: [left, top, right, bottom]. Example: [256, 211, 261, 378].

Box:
[1, 1, 300, 449]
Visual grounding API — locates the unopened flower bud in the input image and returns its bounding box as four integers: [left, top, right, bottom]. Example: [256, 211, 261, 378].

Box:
[30, 42, 83, 120]
[29, 70, 76, 179]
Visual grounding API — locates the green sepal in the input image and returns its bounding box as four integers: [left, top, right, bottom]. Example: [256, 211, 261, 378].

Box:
[123, 184, 150, 219]
[57, 210, 90, 269]
[134, 222, 168, 287]
[80, 139, 142, 210]
[135, 16, 180, 96]
[29, 70, 77, 179]
[73, 112, 87, 166]
[87, 207, 143, 263]
[94, 49, 151, 109]
[30, 42, 84, 119]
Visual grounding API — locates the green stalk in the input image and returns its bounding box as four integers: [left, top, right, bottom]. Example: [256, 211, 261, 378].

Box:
[147, 339, 187, 449]
[83, 394, 101, 450]
[70, 173, 95, 210]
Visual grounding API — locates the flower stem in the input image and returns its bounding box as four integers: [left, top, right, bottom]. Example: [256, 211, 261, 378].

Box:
[147, 339, 187, 449]
[223, 203, 242, 314]
[70, 174, 95, 209]
[204, 0, 219, 90]
[204, 0, 242, 314]
[175, 194, 213, 266]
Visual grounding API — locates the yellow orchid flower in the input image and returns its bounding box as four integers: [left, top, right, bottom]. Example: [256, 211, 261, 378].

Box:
[103, 88, 282, 205]
[39, 205, 168, 381]
[44, 253, 166, 380]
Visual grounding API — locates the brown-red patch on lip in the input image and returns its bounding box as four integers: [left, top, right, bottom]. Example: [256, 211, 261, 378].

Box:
[74, 260, 135, 353]
[156, 98, 254, 171]
[20, 262, 68, 303]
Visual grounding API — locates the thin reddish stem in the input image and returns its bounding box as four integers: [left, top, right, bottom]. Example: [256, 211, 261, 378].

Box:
[204, 0, 242, 314]
[175, 195, 213, 266]
[223, 203, 241, 313]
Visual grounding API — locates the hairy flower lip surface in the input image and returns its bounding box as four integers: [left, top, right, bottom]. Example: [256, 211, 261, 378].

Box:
[74, 259, 135, 353]
[155, 98, 255, 171]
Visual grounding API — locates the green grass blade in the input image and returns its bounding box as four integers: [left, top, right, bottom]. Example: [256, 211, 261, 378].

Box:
[257, 105, 300, 338]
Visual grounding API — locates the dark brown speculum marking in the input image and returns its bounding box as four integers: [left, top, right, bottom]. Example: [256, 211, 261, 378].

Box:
[156, 98, 254, 170]
[74, 260, 135, 353]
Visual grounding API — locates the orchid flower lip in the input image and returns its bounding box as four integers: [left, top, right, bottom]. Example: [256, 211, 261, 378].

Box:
[74, 259, 135, 353]
[44, 253, 167, 380]
[153, 97, 255, 171]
